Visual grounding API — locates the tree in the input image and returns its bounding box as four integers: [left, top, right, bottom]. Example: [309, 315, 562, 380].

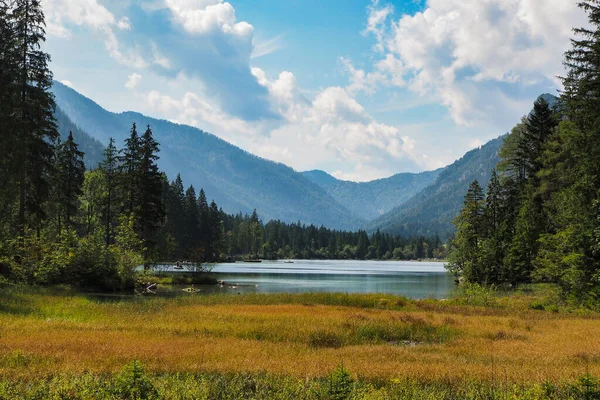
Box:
[0, 1, 18, 217]
[12, 0, 59, 236]
[447, 181, 485, 283]
[183, 185, 200, 257]
[197, 188, 210, 252]
[55, 131, 85, 231]
[79, 170, 107, 236]
[121, 123, 141, 216]
[137, 125, 164, 265]
[100, 137, 119, 248]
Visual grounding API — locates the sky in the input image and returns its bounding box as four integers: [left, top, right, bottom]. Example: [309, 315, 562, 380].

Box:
[43, 0, 587, 182]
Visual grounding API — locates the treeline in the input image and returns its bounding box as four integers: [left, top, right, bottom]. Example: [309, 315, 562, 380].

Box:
[159, 176, 446, 261]
[448, 1, 600, 304]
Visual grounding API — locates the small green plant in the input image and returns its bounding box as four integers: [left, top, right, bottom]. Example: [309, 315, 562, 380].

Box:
[327, 364, 354, 400]
[571, 373, 600, 399]
[114, 360, 158, 399]
[459, 282, 498, 307]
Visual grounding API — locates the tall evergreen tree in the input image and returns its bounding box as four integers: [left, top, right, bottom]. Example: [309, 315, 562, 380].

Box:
[100, 137, 119, 247]
[55, 131, 85, 230]
[183, 185, 199, 257]
[121, 123, 141, 216]
[137, 125, 164, 264]
[12, 0, 58, 236]
[197, 188, 210, 252]
[447, 181, 485, 283]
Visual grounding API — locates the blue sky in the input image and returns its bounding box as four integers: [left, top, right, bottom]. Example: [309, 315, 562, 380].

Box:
[44, 0, 586, 181]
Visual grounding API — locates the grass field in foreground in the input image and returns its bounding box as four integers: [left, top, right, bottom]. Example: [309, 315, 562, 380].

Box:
[0, 285, 600, 398]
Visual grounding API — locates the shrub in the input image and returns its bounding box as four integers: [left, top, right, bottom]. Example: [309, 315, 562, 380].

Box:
[326, 364, 354, 400]
[114, 360, 158, 400]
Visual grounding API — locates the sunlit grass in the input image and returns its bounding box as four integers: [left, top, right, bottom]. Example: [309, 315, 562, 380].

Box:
[0, 284, 599, 387]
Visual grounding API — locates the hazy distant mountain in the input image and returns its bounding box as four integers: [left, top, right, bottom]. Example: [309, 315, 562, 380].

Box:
[55, 106, 105, 169]
[368, 136, 505, 237]
[302, 169, 442, 221]
[51, 81, 364, 230]
[367, 93, 558, 237]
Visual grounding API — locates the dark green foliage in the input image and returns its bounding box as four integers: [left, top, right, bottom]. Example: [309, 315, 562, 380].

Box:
[55, 131, 85, 230]
[10, 0, 59, 235]
[100, 138, 119, 248]
[137, 125, 165, 261]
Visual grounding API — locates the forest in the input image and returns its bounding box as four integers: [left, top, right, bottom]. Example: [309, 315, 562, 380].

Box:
[448, 1, 600, 306]
[0, 0, 444, 291]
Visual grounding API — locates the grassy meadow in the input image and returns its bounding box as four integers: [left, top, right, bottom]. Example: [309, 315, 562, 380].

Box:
[1, 284, 600, 399]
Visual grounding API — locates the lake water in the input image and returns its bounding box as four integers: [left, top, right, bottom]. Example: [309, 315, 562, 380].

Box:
[158, 260, 455, 300]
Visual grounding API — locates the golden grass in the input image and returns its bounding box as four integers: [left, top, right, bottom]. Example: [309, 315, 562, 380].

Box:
[0, 286, 599, 384]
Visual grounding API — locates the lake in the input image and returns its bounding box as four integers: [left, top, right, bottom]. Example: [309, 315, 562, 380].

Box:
[158, 260, 456, 300]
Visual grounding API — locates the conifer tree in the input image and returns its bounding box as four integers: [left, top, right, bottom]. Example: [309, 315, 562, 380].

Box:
[183, 185, 199, 256]
[137, 125, 164, 264]
[100, 137, 119, 247]
[447, 181, 485, 283]
[121, 123, 141, 216]
[12, 0, 58, 236]
[55, 131, 85, 230]
[197, 188, 210, 252]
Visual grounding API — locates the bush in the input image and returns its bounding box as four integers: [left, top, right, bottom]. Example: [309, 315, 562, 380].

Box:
[326, 364, 354, 400]
[458, 282, 498, 307]
[114, 360, 158, 400]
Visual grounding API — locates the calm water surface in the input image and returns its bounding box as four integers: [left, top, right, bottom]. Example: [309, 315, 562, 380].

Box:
[158, 260, 455, 299]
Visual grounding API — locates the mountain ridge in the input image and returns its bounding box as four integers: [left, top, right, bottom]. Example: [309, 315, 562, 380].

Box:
[51, 81, 364, 230]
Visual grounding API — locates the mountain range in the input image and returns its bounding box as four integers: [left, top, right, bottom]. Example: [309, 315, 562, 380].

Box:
[51, 81, 554, 236]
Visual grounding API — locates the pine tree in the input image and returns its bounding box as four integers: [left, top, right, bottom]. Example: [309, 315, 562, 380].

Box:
[208, 200, 225, 261]
[137, 125, 164, 265]
[447, 181, 485, 283]
[183, 185, 200, 257]
[12, 0, 58, 236]
[0, 1, 18, 214]
[197, 188, 210, 253]
[164, 174, 185, 257]
[121, 123, 141, 216]
[520, 98, 558, 178]
[100, 138, 119, 247]
[55, 131, 85, 230]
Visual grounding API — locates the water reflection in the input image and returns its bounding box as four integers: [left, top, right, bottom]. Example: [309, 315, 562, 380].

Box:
[156, 260, 456, 300]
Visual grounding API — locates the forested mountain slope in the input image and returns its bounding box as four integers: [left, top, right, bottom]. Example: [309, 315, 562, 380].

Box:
[302, 169, 442, 221]
[369, 94, 559, 237]
[50, 82, 363, 230]
[55, 106, 105, 168]
[369, 136, 505, 237]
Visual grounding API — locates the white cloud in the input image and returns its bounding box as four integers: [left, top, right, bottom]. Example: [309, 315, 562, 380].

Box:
[364, 0, 587, 125]
[146, 89, 262, 138]
[60, 80, 74, 88]
[251, 33, 286, 59]
[43, 0, 145, 68]
[117, 17, 131, 30]
[125, 73, 142, 89]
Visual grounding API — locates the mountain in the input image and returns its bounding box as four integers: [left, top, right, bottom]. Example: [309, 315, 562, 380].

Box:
[55, 106, 105, 168]
[369, 93, 559, 238]
[369, 136, 505, 237]
[302, 169, 442, 221]
[50, 81, 364, 230]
